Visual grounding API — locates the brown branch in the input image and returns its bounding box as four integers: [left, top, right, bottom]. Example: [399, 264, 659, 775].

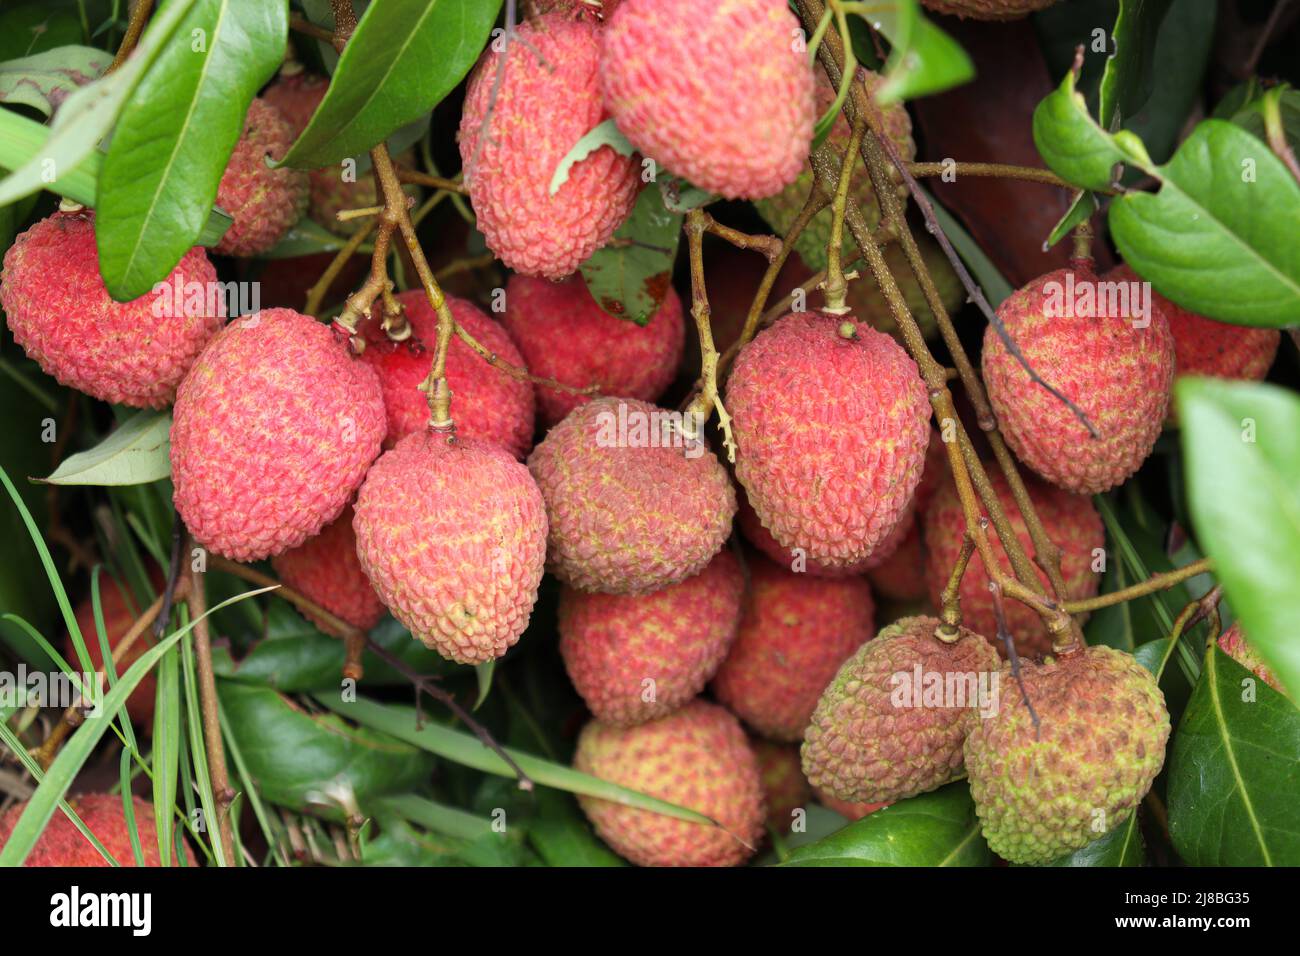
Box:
[906, 162, 1079, 190]
[937, 531, 975, 637]
[696, 212, 783, 261]
[683, 210, 736, 462]
[105, 0, 153, 75]
[1067, 558, 1215, 615]
[289, 14, 334, 43]
[208, 556, 362, 646]
[393, 167, 468, 195]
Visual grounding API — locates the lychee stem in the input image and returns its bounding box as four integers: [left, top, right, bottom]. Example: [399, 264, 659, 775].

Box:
[104, 0, 153, 76]
[819, 13, 864, 317]
[683, 210, 737, 462]
[937, 531, 976, 641]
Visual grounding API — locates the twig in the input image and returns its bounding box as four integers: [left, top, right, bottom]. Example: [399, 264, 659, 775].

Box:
[937, 531, 976, 637]
[683, 210, 737, 462]
[1065, 558, 1214, 614]
[822, 107, 868, 314]
[695, 212, 783, 261]
[104, 0, 153, 75]
[303, 218, 377, 318]
[208, 556, 363, 649]
[1244, 0, 1293, 77]
[393, 167, 468, 195]
[906, 162, 1079, 190]
[289, 14, 335, 43]
[991, 581, 1042, 736]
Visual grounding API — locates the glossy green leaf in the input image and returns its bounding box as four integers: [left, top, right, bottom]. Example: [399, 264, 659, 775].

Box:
[280, 0, 500, 169]
[1166, 645, 1300, 865]
[873, 9, 974, 105]
[1032, 68, 1132, 192]
[579, 185, 680, 325]
[1178, 378, 1300, 698]
[526, 789, 626, 867]
[0, 46, 111, 116]
[780, 784, 991, 866]
[549, 118, 635, 195]
[1097, 0, 1172, 128]
[1045, 190, 1099, 250]
[40, 409, 171, 486]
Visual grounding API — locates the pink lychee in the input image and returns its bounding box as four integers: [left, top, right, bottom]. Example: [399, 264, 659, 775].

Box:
[213, 98, 309, 257]
[271, 505, 385, 632]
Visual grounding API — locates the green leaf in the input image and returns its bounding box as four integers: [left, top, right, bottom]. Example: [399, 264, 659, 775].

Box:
[1178, 378, 1300, 698]
[873, 8, 974, 105]
[0, 8, 84, 62]
[1097, 0, 1173, 129]
[152, 642, 181, 866]
[1110, 120, 1300, 327]
[0, 0, 201, 205]
[374, 793, 495, 843]
[0, 45, 111, 116]
[1032, 67, 1132, 192]
[779, 784, 991, 866]
[1048, 814, 1145, 866]
[579, 185, 681, 324]
[96, 0, 288, 300]
[1045, 190, 1099, 250]
[1230, 86, 1300, 157]
[280, 0, 501, 169]
[549, 118, 635, 196]
[1166, 644, 1300, 865]
[525, 789, 626, 867]
[40, 409, 171, 486]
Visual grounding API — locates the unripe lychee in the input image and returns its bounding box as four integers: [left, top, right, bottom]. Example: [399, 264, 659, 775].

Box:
[982, 265, 1175, 494]
[459, 13, 640, 278]
[1106, 265, 1280, 394]
[270, 505, 385, 632]
[922, 469, 1103, 657]
[921, 0, 1058, 18]
[171, 308, 386, 561]
[360, 289, 535, 456]
[815, 788, 889, 821]
[727, 312, 931, 569]
[1218, 622, 1285, 695]
[528, 397, 736, 594]
[213, 97, 308, 257]
[752, 738, 811, 832]
[502, 274, 684, 426]
[600, 0, 815, 200]
[560, 549, 744, 725]
[842, 237, 965, 342]
[66, 571, 164, 725]
[964, 645, 1170, 865]
[802, 615, 1001, 804]
[755, 69, 913, 266]
[0, 211, 223, 407]
[713, 555, 876, 741]
[353, 431, 547, 664]
[574, 700, 765, 866]
[0, 794, 193, 866]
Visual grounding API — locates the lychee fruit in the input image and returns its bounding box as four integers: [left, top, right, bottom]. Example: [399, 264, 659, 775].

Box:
[600, 0, 815, 199]
[802, 615, 1002, 804]
[713, 555, 876, 741]
[1218, 622, 1285, 695]
[270, 505, 385, 632]
[922, 468, 1104, 657]
[501, 273, 684, 426]
[921, 0, 1059, 18]
[360, 289, 535, 456]
[726, 312, 931, 569]
[527, 397, 736, 595]
[963, 645, 1170, 865]
[0, 211, 223, 407]
[353, 431, 547, 664]
[840, 237, 965, 342]
[752, 738, 811, 832]
[458, 13, 641, 278]
[559, 549, 744, 726]
[815, 788, 889, 821]
[736, 491, 900, 577]
[1106, 264, 1280, 397]
[866, 519, 928, 603]
[755, 68, 913, 266]
[259, 68, 326, 139]
[0, 794, 192, 866]
[574, 700, 765, 866]
[213, 97, 309, 257]
[982, 264, 1175, 494]
[66, 571, 164, 725]
[170, 308, 386, 561]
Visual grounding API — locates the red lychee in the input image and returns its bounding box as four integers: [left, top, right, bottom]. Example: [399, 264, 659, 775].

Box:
[1218, 622, 1285, 695]
[213, 98, 309, 257]
[752, 738, 811, 832]
[271, 505, 385, 632]
[712, 555, 876, 742]
[502, 274, 684, 426]
[0, 794, 192, 866]
[866, 519, 928, 603]
[600, 0, 815, 199]
[527, 397, 736, 595]
[922, 469, 1104, 657]
[559, 549, 744, 726]
[815, 788, 890, 822]
[66, 571, 164, 725]
[170, 308, 386, 561]
[982, 265, 1175, 494]
[353, 431, 548, 664]
[360, 289, 535, 457]
[726, 313, 931, 570]
[0, 211, 223, 407]
[458, 13, 640, 278]
[921, 0, 1058, 19]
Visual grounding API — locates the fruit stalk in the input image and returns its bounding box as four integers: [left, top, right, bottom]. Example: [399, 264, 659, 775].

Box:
[905, 161, 1079, 189]
[105, 0, 153, 76]
[821, 107, 868, 315]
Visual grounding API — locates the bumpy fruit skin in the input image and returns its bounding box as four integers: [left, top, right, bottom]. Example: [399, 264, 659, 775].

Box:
[171, 309, 386, 561]
[866, 520, 928, 603]
[1106, 265, 1280, 392]
[528, 397, 737, 594]
[755, 69, 913, 266]
[271, 505, 385, 632]
[1, 211, 223, 407]
[752, 739, 811, 831]
[214, 98, 308, 257]
[0, 794, 192, 867]
[502, 274, 684, 426]
[736, 494, 871, 577]
[1218, 623, 1285, 694]
[815, 788, 889, 821]
[353, 432, 547, 664]
[459, 14, 640, 278]
[361, 290, 535, 456]
[984, 266, 1175, 494]
[601, 0, 814, 200]
[921, 0, 1057, 18]
[964, 645, 1170, 864]
[260, 69, 326, 136]
[803, 616, 1001, 803]
[560, 549, 744, 725]
[67, 572, 162, 725]
[923, 469, 1103, 657]
[574, 700, 765, 866]
[714, 556, 876, 741]
[727, 313, 931, 569]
